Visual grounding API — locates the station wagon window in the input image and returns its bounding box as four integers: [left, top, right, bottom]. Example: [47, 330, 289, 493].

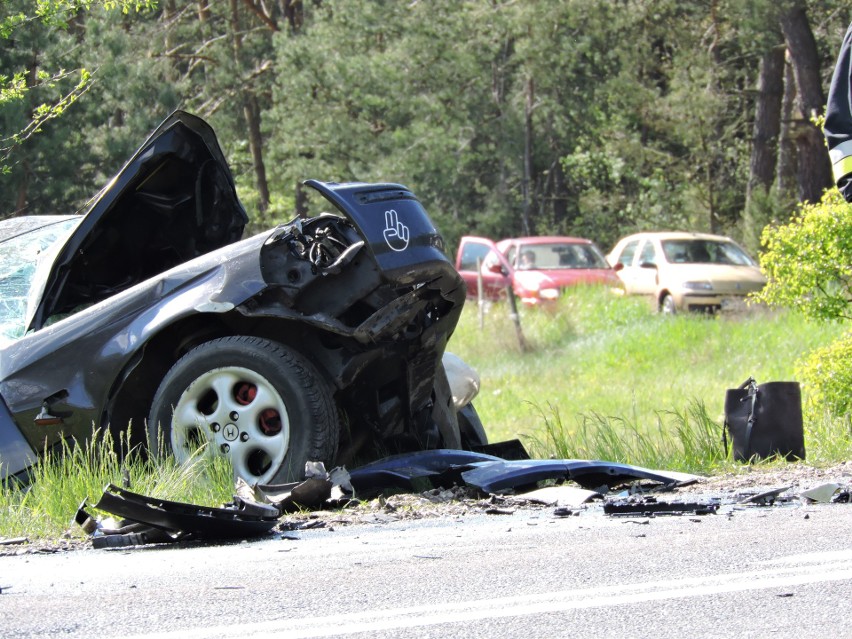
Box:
[639, 240, 657, 266]
[615, 240, 639, 267]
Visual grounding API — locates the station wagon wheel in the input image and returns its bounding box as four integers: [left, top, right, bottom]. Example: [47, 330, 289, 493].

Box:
[660, 294, 677, 315]
[148, 336, 338, 485]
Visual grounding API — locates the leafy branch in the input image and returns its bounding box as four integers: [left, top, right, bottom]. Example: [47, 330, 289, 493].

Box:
[0, 0, 156, 169]
[0, 68, 94, 167]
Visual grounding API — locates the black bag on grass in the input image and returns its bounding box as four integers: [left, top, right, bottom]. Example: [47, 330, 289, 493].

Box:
[723, 377, 805, 462]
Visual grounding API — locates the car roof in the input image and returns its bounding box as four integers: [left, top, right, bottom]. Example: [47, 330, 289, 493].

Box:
[615, 231, 736, 243]
[497, 236, 595, 246]
[0, 215, 81, 244]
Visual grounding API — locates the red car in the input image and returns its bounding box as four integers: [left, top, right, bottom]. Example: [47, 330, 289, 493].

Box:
[455, 236, 621, 304]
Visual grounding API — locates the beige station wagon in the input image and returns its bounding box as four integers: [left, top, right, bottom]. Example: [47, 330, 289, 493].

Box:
[606, 232, 766, 313]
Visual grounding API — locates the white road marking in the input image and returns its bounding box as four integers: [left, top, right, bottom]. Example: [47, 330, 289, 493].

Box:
[117, 553, 852, 639]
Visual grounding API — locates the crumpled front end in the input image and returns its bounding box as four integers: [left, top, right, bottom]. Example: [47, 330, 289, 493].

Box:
[245, 180, 467, 458]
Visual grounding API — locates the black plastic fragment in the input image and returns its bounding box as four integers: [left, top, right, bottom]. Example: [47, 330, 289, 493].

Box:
[90, 483, 279, 541]
[603, 497, 719, 517]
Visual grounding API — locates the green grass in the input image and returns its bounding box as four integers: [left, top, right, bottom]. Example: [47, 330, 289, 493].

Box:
[1, 430, 234, 540]
[450, 287, 852, 471]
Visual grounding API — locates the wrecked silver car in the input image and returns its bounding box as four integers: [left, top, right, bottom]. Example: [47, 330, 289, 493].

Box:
[0, 111, 485, 484]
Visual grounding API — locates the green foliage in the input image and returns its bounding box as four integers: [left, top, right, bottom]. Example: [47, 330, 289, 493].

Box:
[755, 189, 852, 321]
[795, 331, 852, 422]
[0, 0, 156, 170]
[3, 0, 851, 241]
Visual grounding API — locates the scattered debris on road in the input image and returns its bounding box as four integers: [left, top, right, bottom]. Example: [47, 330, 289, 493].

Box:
[64, 449, 852, 551]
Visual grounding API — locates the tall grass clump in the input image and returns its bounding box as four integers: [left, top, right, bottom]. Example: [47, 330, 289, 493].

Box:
[0, 428, 234, 540]
[525, 400, 727, 474]
[451, 285, 850, 472]
[800, 410, 852, 465]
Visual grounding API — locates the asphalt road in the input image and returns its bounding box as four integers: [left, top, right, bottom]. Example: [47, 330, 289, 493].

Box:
[3, 497, 852, 639]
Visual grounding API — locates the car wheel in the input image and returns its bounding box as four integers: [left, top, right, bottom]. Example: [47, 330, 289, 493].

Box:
[660, 294, 677, 315]
[148, 336, 338, 485]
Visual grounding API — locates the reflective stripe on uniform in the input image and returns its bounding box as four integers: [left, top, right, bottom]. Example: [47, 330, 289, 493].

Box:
[828, 139, 852, 164]
[833, 155, 852, 182]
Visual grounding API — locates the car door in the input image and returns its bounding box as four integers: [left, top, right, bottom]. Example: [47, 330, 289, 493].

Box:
[631, 238, 661, 295]
[0, 394, 36, 478]
[455, 237, 511, 300]
[612, 239, 642, 293]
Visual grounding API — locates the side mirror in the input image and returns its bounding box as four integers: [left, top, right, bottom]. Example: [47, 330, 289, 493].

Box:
[612, 263, 624, 272]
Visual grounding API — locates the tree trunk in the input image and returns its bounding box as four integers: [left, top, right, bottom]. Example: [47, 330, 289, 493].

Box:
[747, 43, 784, 203]
[229, 0, 271, 213]
[522, 77, 534, 236]
[775, 53, 797, 202]
[162, 0, 179, 83]
[244, 95, 270, 212]
[15, 159, 29, 216]
[295, 180, 308, 219]
[779, 1, 833, 202]
[198, 1, 211, 23]
[705, 0, 723, 234]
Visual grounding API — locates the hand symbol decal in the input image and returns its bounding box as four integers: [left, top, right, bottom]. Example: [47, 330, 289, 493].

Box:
[383, 209, 410, 252]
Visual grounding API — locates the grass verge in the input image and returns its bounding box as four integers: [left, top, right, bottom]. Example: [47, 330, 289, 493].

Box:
[450, 286, 852, 473]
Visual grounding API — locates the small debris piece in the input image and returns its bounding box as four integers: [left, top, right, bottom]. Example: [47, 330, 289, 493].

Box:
[512, 485, 602, 508]
[304, 461, 328, 479]
[738, 486, 791, 506]
[553, 507, 573, 518]
[0, 537, 28, 546]
[255, 463, 353, 513]
[81, 483, 279, 547]
[604, 496, 719, 517]
[484, 507, 515, 515]
[798, 483, 841, 503]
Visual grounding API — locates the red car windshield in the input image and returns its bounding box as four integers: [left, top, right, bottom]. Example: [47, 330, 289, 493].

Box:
[515, 243, 609, 270]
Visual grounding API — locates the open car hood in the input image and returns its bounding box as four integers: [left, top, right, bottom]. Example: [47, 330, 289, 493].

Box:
[30, 111, 248, 330]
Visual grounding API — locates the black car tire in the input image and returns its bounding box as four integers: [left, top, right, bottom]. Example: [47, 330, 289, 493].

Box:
[660, 294, 677, 315]
[147, 335, 338, 484]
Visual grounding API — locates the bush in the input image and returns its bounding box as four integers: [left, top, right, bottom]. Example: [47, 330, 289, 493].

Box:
[756, 188, 852, 423]
[795, 331, 852, 421]
[755, 189, 852, 321]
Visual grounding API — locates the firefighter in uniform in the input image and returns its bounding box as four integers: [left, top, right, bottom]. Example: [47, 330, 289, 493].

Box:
[825, 23, 852, 202]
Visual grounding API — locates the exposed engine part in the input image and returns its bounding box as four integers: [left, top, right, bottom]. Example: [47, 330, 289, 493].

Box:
[284, 214, 365, 276]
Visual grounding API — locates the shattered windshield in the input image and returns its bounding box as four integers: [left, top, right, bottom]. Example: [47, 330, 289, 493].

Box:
[0, 216, 80, 346]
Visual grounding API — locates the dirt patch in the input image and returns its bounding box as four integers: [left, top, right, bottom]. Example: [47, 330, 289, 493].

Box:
[673, 461, 852, 497]
[277, 486, 524, 531]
